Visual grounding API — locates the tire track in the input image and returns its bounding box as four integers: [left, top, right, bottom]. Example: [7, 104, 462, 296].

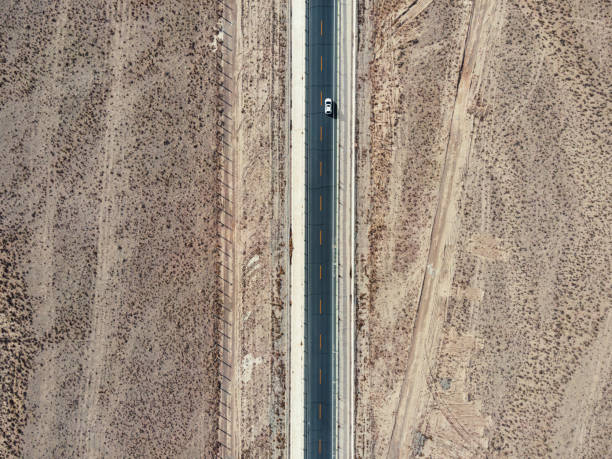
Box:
[386, 0, 498, 455]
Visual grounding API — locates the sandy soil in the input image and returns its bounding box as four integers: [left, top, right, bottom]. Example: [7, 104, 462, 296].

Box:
[355, 0, 611, 457]
[0, 1, 223, 456]
[232, 0, 290, 455]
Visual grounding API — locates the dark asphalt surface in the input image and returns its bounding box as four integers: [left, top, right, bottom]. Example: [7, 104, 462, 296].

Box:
[306, 0, 336, 457]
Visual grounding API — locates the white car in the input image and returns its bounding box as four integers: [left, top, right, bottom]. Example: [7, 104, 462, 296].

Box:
[324, 97, 333, 116]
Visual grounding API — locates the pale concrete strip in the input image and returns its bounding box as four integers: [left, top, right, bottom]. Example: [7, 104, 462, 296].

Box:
[336, 0, 356, 456]
[289, 0, 306, 457]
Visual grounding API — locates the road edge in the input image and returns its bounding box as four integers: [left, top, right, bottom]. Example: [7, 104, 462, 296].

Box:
[289, 0, 306, 457]
[335, 0, 356, 455]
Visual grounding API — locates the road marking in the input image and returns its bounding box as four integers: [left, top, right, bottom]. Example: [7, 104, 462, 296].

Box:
[319, 333, 322, 349]
[321, 20, 323, 36]
[318, 439, 322, 454]
[319, 298, 322, 314]
[320, 125, 322, 141]
[319, 230, 322, 245]
[320, 91, 322, 106]
[318, 403, 322, 419]
[319, 161, 323, 176]
[319, 368, 322, 384]
[319, 265, 322, 279]
[320, 55, 322, 72]
[319, 195, 322, 211]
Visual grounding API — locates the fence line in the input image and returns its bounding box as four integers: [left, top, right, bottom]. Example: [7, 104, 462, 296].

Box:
[216, 2, 236, 457]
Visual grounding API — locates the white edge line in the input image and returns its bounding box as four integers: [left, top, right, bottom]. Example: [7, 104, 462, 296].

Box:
[289, 0, 306, 457]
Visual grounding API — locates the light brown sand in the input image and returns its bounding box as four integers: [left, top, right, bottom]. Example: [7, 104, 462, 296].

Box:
[355, 0, 611, 456]
[1, 1, 222, 456]
[231, 0, 290, 455]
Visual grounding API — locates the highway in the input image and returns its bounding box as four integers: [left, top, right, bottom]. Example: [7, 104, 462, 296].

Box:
[306, 0, 336, 456]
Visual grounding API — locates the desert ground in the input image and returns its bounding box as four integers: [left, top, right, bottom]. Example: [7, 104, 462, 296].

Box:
[0, 0, 224, 456]
[355, 0, 611, 457]
[232, 0, 290, 455]
[1, 0, 290, 455]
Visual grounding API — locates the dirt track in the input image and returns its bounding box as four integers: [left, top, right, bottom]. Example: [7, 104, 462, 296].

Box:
[355, 0, 611, 456]
[232, 0, 290, 455]
[388, 0, 496, 454]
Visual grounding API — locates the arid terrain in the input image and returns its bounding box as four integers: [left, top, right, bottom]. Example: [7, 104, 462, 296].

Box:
[0, 1, 223, 456]
[355, 0, 611, 457]
[232, 0, 290, 455]
[0, 0, 290, 455]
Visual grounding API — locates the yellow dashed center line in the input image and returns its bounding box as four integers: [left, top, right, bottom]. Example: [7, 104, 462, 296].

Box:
[310, 20, 334, 443]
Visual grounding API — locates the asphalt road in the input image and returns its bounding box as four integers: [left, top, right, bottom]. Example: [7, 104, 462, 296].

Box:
[306, 0, 336, 456]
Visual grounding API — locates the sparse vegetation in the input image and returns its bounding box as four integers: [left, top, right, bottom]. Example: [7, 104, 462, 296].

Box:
[0, 1, 222, 455]
[355, 0, 611, 457]
[233, 0, 290, 454]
